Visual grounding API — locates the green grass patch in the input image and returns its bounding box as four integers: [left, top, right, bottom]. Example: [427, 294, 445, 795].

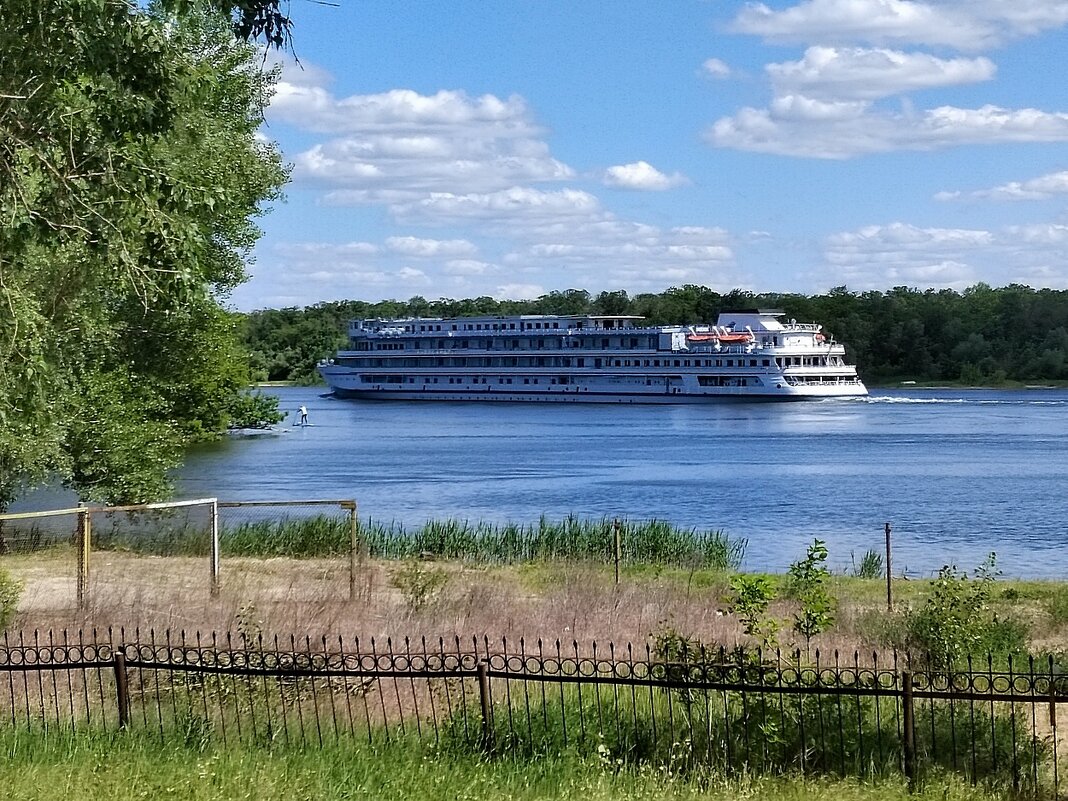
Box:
[0, 727, 1022, 801]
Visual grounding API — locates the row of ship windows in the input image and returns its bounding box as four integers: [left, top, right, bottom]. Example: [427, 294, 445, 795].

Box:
[408, 321, 564, 332]
[346, 356, 841, 368]
[360, 376, 762, 387]
[361, 337, 652, 351]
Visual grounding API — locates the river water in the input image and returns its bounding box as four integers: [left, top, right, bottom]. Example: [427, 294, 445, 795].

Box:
[171, 386, 1068, 578]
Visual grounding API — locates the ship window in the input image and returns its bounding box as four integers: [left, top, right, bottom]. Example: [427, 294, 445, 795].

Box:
[726, 359, 733, 367]
[614, 360, 621, 367]
[553, 323, 559, 329]
[674, 360, 680, 367]
[763, 359, 770, 366]
[740, 378, 747, 386]
[654, 360, 660, 367]
[684, 360, 690, 367]
[506, 378, 513, 384]
[750, 359, 757, 367]
[524, 378, 530, 384]
[577, 359, 584, 367]
[510, 323, 516, 329]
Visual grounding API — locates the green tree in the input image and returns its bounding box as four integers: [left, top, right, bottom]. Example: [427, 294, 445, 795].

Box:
[0, 1, 288, 508]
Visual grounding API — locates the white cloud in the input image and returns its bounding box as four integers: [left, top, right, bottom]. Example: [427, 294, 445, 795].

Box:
[391, 187, 603, 224]
[271, 85, 533, 135]
[709, 104, 1068, 158]
[818, 221, 1068, 290]
[768, 47, 995, 101]
[602, 161, 689, 191]
[701, 58, 732, 79]
[268, 71, 574, 198]
[443, 259, 494, 275]
[731, 0, 1068, 51]
[385, 236, 478, 257]
[495, 283, 545, 300]
[937, 170, 1068, 201]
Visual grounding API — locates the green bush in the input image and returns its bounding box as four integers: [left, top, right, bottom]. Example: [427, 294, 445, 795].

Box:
[901, 554, 1029, 667]
[726, 574, 779, 649]
[787, 540, 836, 646]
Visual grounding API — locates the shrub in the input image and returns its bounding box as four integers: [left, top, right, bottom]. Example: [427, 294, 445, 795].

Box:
[903, 554, 1029, 667]
[726, 574, 779, 649]
[787, 539, 836, 647]
[390, 560, 448, 612]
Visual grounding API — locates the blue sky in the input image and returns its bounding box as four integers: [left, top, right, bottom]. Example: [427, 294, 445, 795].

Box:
[234, 0, 1068, 310]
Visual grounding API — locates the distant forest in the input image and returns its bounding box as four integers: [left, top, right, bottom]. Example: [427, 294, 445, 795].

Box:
[241, 284, 1068, 385]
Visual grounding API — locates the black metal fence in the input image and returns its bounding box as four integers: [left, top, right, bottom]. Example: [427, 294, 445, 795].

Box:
[0, 631, 1065, 797]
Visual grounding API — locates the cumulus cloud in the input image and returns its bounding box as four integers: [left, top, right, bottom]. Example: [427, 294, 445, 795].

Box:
[385, 236, 478, 257]
[268, 69, 574, 198]
[817, 221, 1068, 290]
[495, 283, 545, 300]
[731, 0, 1068, 51]
[768, 47, 995, 101]
[709, 104, 1068, 158]
[701, 58, 732, 79]
[602, 161, 689, 191]
[936, 170, 1068, 201]
[391, 187, 603, 225]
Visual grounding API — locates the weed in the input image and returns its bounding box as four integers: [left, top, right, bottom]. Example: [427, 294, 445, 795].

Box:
[851, 549, 883, 579]
[726, 574, 779, 649]
[788, 539, 836, 648]
[390, 561, 448, 612]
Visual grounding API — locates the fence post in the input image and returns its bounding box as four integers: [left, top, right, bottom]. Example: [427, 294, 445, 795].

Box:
[477, 659, 494, 750]
[76, 507, 91, 611]
[114, 651, 130, 729]
[344, 500, 359, 602]
[613, 518, 621, 585]
[885, 521, 893, 612]
[209, 499, 220, 599]
[901, 670, 915, 788]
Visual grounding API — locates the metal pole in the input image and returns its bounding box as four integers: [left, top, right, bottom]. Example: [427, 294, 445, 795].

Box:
[477, 660, 494, 750]
[76, 507, 90, 611]
[113, 651, 130, 729]
[346, 501, 358, 602]
[901, 670, 915, 788]
[210, 499, 220, 599]
[885, 521, 893, 612]
[613, 518, 621, 585]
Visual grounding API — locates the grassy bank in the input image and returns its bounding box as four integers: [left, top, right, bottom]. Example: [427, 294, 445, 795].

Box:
[0, 729, 1014, 801]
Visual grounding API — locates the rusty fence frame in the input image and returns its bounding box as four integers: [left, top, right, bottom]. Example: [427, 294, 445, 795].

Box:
[0, 499, 361, 608]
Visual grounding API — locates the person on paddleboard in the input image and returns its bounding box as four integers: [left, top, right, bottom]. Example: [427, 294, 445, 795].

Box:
[298, 405, 308, 425]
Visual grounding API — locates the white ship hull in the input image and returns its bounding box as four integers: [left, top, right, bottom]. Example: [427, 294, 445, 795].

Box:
[318, 365, 867, 401]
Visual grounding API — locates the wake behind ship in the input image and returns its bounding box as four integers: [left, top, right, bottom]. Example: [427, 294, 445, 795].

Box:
[318, 310, 867, 403]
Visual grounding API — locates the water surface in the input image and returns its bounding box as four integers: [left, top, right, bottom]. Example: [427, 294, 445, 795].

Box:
[175, 387, 1068, 578]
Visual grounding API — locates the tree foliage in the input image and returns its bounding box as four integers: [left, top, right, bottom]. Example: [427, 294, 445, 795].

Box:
[243, 283, 1068, 385]
[0, 0, 288, 508]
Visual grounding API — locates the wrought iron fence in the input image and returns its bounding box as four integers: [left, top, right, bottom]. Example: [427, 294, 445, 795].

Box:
[0, 631, 1064, 796]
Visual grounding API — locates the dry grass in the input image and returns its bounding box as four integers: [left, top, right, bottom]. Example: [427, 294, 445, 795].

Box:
[5, 549, 1068, 661]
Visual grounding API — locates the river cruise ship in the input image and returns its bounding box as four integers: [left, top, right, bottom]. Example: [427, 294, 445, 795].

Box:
[318, 310, 867, 402]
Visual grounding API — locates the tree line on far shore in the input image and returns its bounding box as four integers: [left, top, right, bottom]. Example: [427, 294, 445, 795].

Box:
[242, 283, 1068, 385]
